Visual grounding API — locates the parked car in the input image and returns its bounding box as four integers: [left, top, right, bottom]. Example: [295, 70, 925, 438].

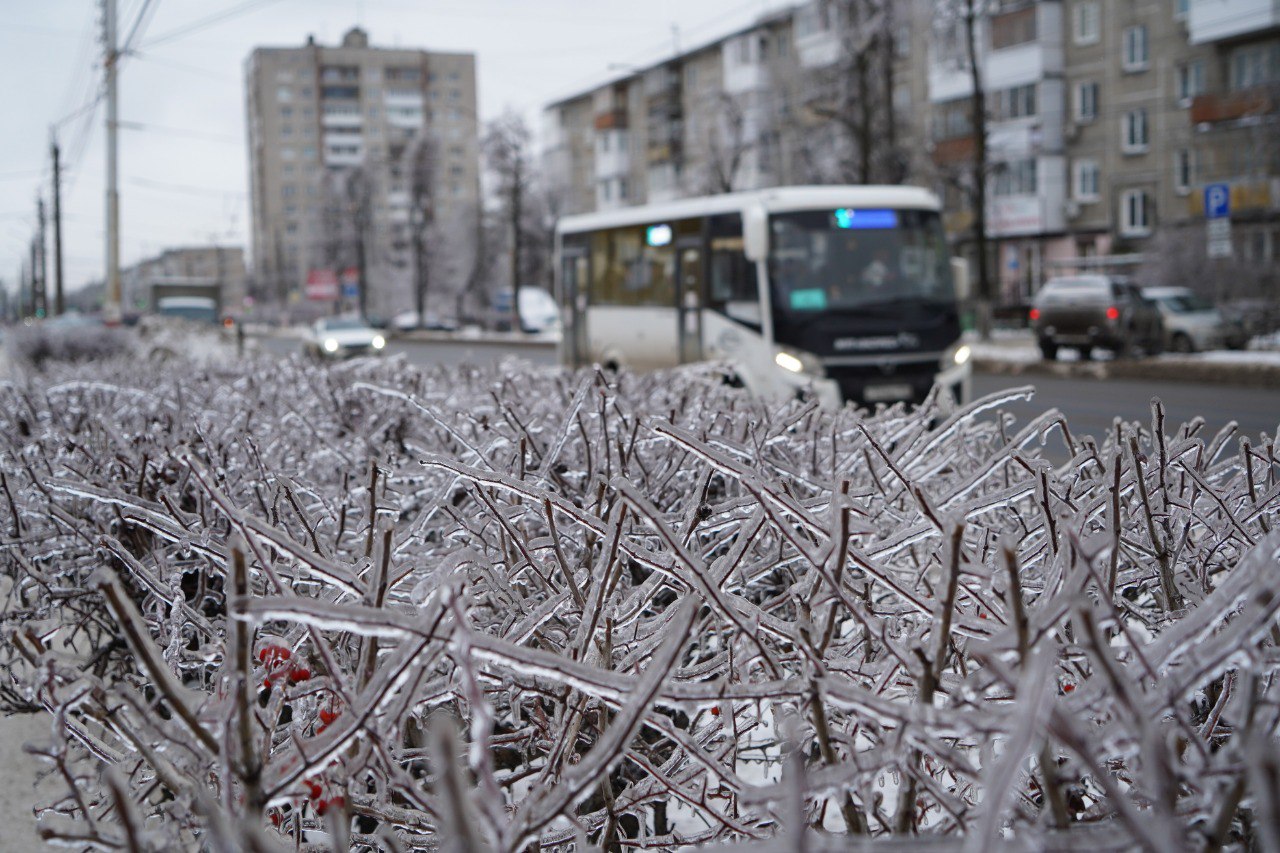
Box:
[305, 316, 387, 360]
[492, 287, 561, 333]
[391, 310, 458, 332]
[1030, 275, 1163, 360]
[1142, 286, 1238, 353]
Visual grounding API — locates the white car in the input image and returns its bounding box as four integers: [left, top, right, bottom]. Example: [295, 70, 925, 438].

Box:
[306, 316, 387, 359]
[1142, 287, 1230, 353]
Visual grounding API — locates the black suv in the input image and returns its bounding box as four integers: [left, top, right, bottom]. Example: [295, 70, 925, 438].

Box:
[1030, 275, 1164, 360]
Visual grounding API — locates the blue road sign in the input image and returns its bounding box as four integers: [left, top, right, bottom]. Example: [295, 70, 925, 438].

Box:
[1204, 183, 1230, 219]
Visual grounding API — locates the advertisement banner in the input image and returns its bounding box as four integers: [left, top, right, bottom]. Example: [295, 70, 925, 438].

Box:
[305, 268, 338, 301]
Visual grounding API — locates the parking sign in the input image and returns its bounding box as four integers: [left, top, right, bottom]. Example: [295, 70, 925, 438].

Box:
[1204, 183, 1230, 219]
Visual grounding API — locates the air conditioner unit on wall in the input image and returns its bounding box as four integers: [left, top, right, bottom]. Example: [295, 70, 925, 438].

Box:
[1064, 199, 1081, 219]
[1064, 122, 1080, 143]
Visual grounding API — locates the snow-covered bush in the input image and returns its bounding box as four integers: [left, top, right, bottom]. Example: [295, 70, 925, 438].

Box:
[8, 324, 131, 369]
[1, 350, 1278, 851]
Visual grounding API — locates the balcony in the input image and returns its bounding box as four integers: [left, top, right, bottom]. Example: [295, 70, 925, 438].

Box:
[931, 135, 976, 167]
[594, 109, 628, 131]
[1190, 87, 1276, 124]
[1188, 0, 1280, 44]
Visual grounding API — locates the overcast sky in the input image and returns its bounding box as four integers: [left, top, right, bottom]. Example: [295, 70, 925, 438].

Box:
[1, 0, 792, 298]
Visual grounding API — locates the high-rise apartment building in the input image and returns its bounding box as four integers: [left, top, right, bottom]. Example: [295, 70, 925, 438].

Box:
[246, 28, 481, 317]
[544, 0, 1278, 302]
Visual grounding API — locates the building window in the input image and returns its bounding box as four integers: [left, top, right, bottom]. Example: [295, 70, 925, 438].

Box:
[1174, 0, 1190, 19]
[1230, 44, 1280, 90]
[1073, 1, 1100, 45]
[993, 158, 1038, 196]
[991, 7, 1037, 49]
[276, 86, 292, 102]
[1123, 26, 1149, 72]
[1174, 148, 1197, 193]
[281, 106, 293, 117]
[1073, 159, 1100, 201]
[1122, 108, 1149, 152]
[994, 83, 1037, 120]
[1075, 81, 1098, 121]
[281, 184, 296, 198]
[1177, 61, 1205, 103]
[1119, 189, 1151, 236]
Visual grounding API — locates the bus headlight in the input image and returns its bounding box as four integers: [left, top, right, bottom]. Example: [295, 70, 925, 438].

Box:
[942, 343, 971, 369]
[372, 335, 386, 350]
[775, 348, 824, 377]
[323, 338, 339, 353]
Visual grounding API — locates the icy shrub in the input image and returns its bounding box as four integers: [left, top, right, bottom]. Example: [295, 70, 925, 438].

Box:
[0, 352, 1278, 851]
[8, 323, 130, 369]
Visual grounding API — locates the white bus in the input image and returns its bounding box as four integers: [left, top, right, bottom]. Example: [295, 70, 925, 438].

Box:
[554, 186, 971, 407]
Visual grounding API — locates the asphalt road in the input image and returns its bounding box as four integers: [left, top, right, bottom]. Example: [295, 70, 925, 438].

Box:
[255, 333, 559, 367]
[254, 334, 1278, 444]
[973, 371, 1279, 447]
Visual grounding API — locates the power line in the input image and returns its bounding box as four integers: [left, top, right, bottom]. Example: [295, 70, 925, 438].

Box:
[138, 0, 287, 50]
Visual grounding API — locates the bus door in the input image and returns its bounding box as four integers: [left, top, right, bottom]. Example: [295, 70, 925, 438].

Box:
[677, 240, 704, 364]
[560, 247, 589, 368]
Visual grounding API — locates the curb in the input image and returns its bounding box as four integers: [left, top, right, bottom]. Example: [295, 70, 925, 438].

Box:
[974, 355, 1280, 388]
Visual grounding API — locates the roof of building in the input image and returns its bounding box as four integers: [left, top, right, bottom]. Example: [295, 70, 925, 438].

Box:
[544, 4, 797, 110]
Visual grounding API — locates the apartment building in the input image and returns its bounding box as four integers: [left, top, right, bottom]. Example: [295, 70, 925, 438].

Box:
[1184, 0, 1280, 275]
[544, 3, 930, 215]
[245, 28, 481, 317]
[544, 0, 1277, 300]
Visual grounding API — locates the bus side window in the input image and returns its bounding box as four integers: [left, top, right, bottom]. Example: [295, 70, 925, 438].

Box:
[707, 215, 761, 330]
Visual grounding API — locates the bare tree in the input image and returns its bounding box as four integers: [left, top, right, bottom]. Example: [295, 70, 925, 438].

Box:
[703, 92, 751, 193]
[805, 0, 909, 185]
[484, 110, 535, 329]
[406, 136, 438, 326]
[344, 166, 374, 319]
[931, 0, 996, 338]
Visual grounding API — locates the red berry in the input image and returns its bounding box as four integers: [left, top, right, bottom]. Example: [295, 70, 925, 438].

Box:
[319, 708, 339, 726]
[710, 705, 720, 717]
[305, 780, 322, 800]
[1062, 683, 1075, 693]
[316, 795, 345, 816]
[257, 645, 292, 666]
[287, 666, 312, 683]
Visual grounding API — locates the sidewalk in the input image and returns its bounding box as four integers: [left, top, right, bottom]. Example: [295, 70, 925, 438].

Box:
[968, 330, 1280, 388]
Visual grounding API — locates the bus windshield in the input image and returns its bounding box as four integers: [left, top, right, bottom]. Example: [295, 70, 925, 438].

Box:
[768, 208, 954, 317]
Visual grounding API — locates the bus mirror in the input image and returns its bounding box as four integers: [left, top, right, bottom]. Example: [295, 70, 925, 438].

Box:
[744, 207, 768, 262]
[950, 257, 970, 300]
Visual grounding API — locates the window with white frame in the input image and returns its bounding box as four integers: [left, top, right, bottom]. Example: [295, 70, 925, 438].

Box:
[1123, 25, 1149, 71]
[1119, 189, 1152, 235]
[1177, 61, 1206, 103]
[1074, 1, 1100, 45]
[995, 83, 1037, 120]
[1073, 159, 1100, 200]
[1174, 148, 1197, 193]
[993, 158, 1038, 196]
[1123, 108, 1149, 152]
[1230, 44, 1280, 90]
[1075, 81, 1098, 121]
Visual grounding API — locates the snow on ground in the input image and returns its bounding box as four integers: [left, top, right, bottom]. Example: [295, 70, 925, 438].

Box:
[0, 715, 54, 852]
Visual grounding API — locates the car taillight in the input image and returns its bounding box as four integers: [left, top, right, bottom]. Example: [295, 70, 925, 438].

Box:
[1029, 307, 1040, 321]
[1106, 306, 1120, 321]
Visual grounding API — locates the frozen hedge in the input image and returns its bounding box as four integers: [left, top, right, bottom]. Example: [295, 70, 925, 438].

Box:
[1, 348, 1279, 851]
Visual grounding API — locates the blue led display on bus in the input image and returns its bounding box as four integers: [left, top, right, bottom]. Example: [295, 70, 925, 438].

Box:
[833, 208, 898, 229]
[646, 224, 673, 246]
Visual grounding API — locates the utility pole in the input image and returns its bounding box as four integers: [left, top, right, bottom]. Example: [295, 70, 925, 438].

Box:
[51, 133, 65, 316]
[36, 196, 48, 318]
[103, 0, 122, 325]
[29, 239, 40, 319]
